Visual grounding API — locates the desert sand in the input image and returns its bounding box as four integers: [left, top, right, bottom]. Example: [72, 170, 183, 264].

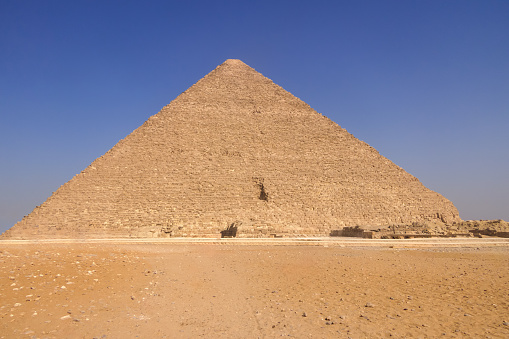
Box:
[1, 239, 508, 338]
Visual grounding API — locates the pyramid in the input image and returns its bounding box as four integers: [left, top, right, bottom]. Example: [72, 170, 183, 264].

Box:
[2, 59, 461, 239]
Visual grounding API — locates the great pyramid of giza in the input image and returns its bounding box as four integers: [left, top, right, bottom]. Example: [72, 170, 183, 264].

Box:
[2, 59, 461, 239]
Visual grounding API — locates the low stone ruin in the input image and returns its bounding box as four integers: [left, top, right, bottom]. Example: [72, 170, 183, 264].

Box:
[330, 220, 509, 239]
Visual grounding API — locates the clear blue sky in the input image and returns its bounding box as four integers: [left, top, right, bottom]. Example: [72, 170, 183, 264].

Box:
[1, 0, 508, 233]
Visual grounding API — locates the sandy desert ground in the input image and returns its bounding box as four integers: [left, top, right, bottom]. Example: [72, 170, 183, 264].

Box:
[1, 239, 508, 338]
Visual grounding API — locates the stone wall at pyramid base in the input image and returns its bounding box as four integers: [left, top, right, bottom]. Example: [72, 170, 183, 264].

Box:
[2, 213, 458, 239]
[7, 218, 506, 240]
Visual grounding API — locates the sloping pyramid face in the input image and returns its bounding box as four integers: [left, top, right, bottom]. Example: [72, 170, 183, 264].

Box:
[2, 59, 461, 239]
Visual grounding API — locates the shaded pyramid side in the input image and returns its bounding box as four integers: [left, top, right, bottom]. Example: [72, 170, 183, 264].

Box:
[2, 59, 461, 239]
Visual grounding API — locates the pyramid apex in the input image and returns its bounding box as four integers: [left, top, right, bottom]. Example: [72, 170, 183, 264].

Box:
[213, 59, 254, 74]
[225, 59, 244, 64]
[223, 59, 246, 65]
